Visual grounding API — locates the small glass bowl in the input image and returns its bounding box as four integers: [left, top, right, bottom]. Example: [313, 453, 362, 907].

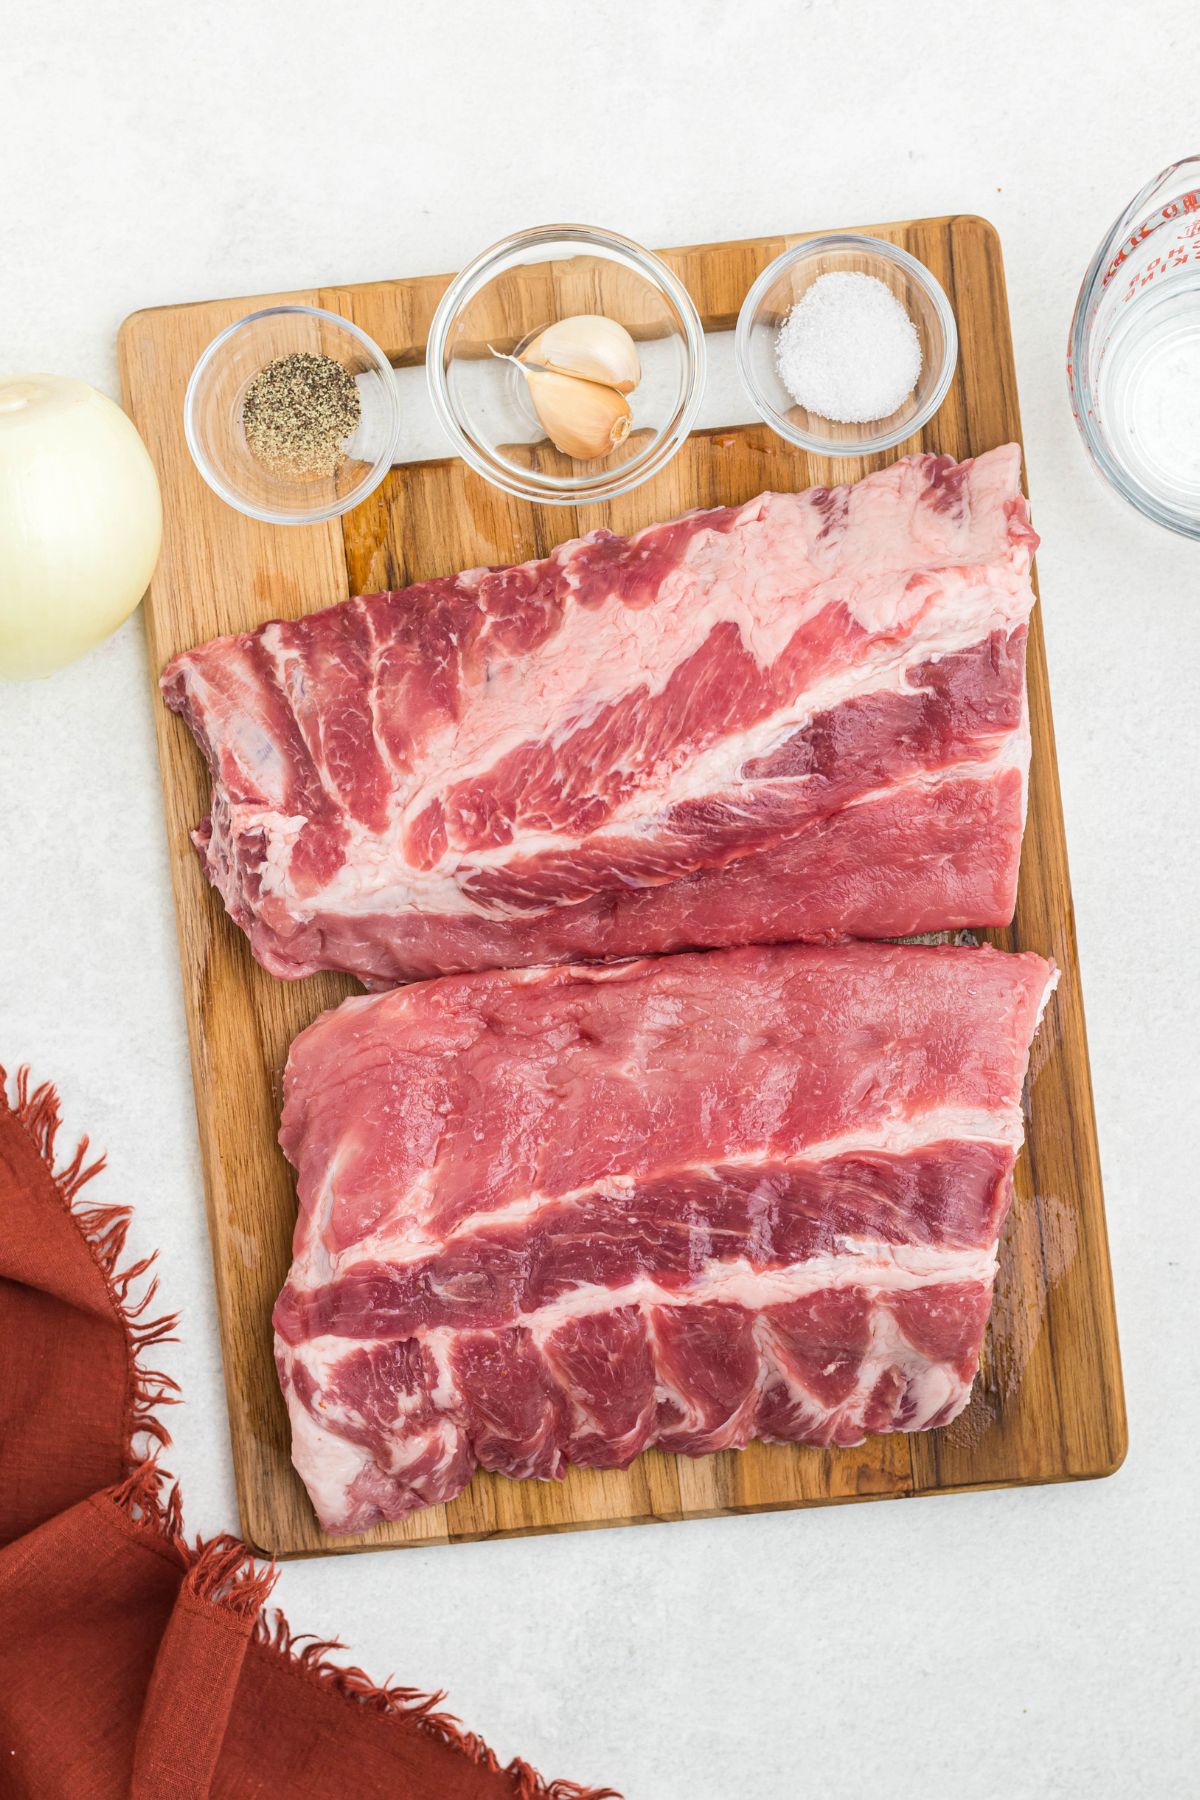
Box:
[184, 305, 401, 525]
[735, 234, 958, 457]
[426, 224, 705, 506]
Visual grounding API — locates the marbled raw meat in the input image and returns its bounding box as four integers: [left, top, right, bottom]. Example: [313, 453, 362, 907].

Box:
[272, 940, 1056, 1534]
[162, 446, 1038, 985]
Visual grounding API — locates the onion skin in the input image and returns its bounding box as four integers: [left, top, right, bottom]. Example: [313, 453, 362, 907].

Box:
[0, 375, 162, 680]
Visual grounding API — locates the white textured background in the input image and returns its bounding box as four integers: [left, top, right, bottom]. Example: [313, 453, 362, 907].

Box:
[3, 4, 1199, 1796]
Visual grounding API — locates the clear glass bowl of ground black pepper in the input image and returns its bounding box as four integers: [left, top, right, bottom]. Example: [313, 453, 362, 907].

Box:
[184, 305, 401, 525]
[735, 235, 958, 457]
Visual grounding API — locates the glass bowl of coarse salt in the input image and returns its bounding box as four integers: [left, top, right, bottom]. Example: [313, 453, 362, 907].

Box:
[735, 234, 958, 457]
[184, 305, 401, 525]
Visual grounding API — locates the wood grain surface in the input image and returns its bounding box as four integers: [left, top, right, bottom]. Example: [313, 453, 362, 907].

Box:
[118, 217, 1126, 1558]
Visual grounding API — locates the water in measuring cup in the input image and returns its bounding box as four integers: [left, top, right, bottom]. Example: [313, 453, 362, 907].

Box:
[1097, 275, 1200, 512]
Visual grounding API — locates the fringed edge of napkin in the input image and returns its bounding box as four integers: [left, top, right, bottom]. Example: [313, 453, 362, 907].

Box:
[3, 1065, 182, 1470]
[4, 1067, 621, 1800]
[251, 1608, 621, 1800]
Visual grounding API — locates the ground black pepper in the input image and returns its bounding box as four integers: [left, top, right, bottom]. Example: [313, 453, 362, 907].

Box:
[241, 351, 361, 478]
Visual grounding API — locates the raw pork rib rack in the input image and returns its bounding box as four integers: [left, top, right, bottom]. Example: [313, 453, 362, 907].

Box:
[273, 941, 1056, 1535]
[163, 445, 1038, 986]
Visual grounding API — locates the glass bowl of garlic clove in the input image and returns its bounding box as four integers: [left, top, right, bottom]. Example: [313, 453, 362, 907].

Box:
[426, 225, 705, 506]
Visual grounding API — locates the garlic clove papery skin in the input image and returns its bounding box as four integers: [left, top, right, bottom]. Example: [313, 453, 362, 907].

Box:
[520, 315, 641, 394]
[524, 368, 633, 460]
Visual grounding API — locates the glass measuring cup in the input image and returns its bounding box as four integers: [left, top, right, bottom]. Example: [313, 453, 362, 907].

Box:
[1069, 156, 1200, 538]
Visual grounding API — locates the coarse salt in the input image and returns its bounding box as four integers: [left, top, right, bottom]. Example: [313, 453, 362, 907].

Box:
[775, 272, 922, 424]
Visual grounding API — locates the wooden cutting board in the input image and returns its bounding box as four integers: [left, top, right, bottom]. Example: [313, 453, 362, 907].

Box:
[119, 216, 1126, 1558]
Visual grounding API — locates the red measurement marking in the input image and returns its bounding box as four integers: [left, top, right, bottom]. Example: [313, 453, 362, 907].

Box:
[1119, 237, 1200, 302]
[1103, 191, 1200, 283]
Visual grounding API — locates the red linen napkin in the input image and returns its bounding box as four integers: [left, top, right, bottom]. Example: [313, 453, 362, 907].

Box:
[0, 1067, 618, 1800]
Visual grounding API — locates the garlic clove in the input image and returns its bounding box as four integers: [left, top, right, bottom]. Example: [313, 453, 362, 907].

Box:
[525, 368, 633, 460]
[520, 315, 641, 394]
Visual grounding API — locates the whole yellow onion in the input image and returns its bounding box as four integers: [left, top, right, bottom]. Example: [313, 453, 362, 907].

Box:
[0, 374, 162, 680]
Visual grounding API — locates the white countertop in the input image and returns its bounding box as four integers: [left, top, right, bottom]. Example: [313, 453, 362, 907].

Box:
[4, 4, 1198, 1795]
